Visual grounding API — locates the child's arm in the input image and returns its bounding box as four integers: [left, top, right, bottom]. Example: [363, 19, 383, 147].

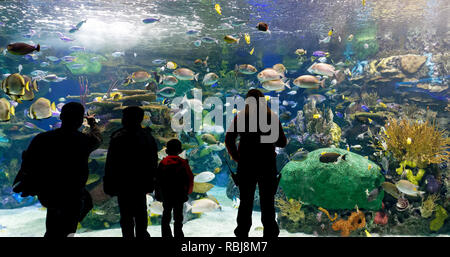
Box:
[185, 160, 194, 195]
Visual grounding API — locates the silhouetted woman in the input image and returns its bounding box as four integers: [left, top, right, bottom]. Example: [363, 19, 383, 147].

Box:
[225, 89, 287, 238]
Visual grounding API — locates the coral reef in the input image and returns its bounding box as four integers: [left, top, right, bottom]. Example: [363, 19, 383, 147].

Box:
[420, 194, 439, 218]
[331, 211, 366, 237]
[429, 205, 448, 232]
[275, 198, 305, 223]
[380, 117, 449, 185]
[280, 148, 384, 210]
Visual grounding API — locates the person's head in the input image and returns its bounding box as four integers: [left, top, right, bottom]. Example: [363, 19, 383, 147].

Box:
[122, 106, 144, 129]
[166, 139, 182, 156]
[245, 89, 270, 115]
[60, 102, 85, 129]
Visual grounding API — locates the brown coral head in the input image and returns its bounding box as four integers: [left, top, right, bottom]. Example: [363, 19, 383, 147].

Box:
[396, 198, 409, 212]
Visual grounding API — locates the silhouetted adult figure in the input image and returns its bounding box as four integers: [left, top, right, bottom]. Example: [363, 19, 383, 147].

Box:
[103, 106, 158, 238]
[14, 102, 102, 237]
[225, 89, 287, 238]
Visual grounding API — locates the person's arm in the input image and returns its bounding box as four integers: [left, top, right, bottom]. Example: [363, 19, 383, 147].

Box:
[225, 116, 239, 162]
[185, 160, 194, 195]
[275, 119, 287, 148]
[85, 114, 102, 153]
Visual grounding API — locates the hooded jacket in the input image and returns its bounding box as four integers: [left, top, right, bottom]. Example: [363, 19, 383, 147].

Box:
[156, 155, 194, 202]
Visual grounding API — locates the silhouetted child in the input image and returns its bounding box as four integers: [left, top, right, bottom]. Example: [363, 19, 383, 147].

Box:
[156, 139, 193, 238]
[104, 106, 158, 238]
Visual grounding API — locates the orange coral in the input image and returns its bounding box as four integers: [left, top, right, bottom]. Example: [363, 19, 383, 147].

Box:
[332, 211, 366, 237]
[318, 207, 338, 221]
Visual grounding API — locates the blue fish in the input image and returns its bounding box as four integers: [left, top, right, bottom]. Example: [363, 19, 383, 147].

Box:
[143, 18, 160, 24]
[361, 105, 370, 112]
[335, 112, 343, 118]
[186, 30, 199, 35]
[312, 51, 327, 57]
[0, 136, 9, 143]
[211, 82, 219, 88]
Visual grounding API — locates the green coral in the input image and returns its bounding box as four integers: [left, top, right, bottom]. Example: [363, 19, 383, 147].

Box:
[430, 205, 448, 232]
[280, 148, 384, 210]
[420, 194, 439, 218]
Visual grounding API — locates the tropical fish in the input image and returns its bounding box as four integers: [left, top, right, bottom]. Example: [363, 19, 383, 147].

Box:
[159, 75, 178, 86]
[308, 63, 338, 78]
[347, 34, 354, 41]
[27, 97, 56, 120]
[201, 37, 218, 44]
[131, 71, 151, 83]
[319, 36, 331, 44]
[201, 133, 218, 144]
[396, 180, 425, 197]
[46, 56, 59, 62]
[235, 64, 257, 75]
[61, 56, 77, 62]
[69, 46, 85, 51]
[224, 35, 240, 44]
[193, 182, 214, 193]
[287, 90, 297, 95]
[157, 87, 176, 98]
[293, 75, 324, 89]
[244, 33, 250, 44]
[111, 51, 125, 57]
[306, 94, 326, 103]
[328, 28, 334, 37]
[86, 174, 100, 185]
[381, 182, 401, 199]
[257, 68, 283, 82]
[261, 79, 290, 91]
[142, 17, 160, 24]
[7, 43, 40, 55]
[249, 47, 254, 55]
[0, 98, 15, 122]
[202, 72, 219, 86]
[295, 49, 307, 55]
[166, 61, 177, 70]
[272, 64, 286, 75]
[194, 171, 215, 183]
[350, 144, 362, 150]
[366, 188, 379, 202]
[193, 40, 202, 47]
[256, 22, 269, 32]
[187, 198, 221, 213]
[148, 201, 164, 215]
[361, 105, 370, 112]
[215, 4, 222, 15]
[319, 152, 346, 163]
[2, 73, 28, 97]
[173, 68, 199, 81]
[312, 51, 328, 57]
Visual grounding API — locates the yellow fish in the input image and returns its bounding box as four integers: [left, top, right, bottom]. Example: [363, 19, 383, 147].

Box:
[368, 118, 373, 124]
[365, 229, 372, 237]
[232, 108, 238, 114]
[313, 114, 321, 119]
[249, 47, 254, 55]
[51, 102, 56, 112]
[346, 145, 350, 151]
[368, 164, 372, 170]
[214, 167, 221, 174]
[94, 96, 103, 102]
[244, 33, 251, 44]
[321, 152, 327, 155]
[264, 95, 270, 101]
[379, 102, 387, 108]
[406, 137, 412, 145]
[328, 28, 334, 37]
[166, 61, 177, 69]
[215, 4, 222, 15]
[10, 105, 15, 116]
[104, 222, 110, 228]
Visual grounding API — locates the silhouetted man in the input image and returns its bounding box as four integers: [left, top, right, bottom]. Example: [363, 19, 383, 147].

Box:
[225, 89, 287, 238]
[103, 106, 158, 238]
[14, 102, 102, 237]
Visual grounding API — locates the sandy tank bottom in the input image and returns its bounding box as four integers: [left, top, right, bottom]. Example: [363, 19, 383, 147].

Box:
[0, 186, 445, 237]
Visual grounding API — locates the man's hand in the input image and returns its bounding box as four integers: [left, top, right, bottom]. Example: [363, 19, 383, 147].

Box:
[85, 113, 96, 126]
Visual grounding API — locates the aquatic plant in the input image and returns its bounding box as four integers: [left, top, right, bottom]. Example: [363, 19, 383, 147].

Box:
[331, 211, 366, 237]
[381, 117, 450, 184]
[275, 198, 305, 223]
[429, 205, 448, 231]
[420, 194, 439, 218]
